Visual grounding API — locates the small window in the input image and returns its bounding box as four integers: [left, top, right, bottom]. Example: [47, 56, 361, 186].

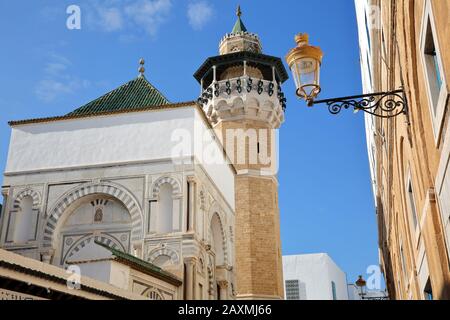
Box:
[331, 281, 337, 300]
[94, 208, 103, 222]
[423, 19, 443, 111]
[420, 0, 448, 140]
[407, 176, 418, 230]
[424, 278, 433, 300]
[285, 280, 300, 300]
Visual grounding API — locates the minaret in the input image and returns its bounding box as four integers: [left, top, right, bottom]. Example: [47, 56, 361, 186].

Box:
[194, 7, 288, 300]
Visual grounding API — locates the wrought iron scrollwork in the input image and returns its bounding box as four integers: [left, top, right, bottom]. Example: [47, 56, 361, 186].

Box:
[313, 89, 407, 118]
[214, 83, 220, 97]
[257, 80, 264, 95]
[236, 79, 242, 93]
[268, 82, 274, 97]
[246, 78, 253, 92]
[225, 81, 231, 95]
[197, 77, 288, 113]
[278, 87, 287, 112]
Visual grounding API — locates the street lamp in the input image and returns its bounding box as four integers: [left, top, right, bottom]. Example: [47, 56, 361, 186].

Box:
[355, 275, 367, 299]
[286, 33, 408, 118]
[286, 33, 323, 106]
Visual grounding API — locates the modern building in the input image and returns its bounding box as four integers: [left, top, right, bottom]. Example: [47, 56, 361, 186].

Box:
[355, 0, 450, 299]
[282, 254, 349, 300]
[0, 8, 287, 300]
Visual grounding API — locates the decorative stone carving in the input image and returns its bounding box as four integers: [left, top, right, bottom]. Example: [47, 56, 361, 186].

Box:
[43, 181, 144, 248]
[13, 188, 41, 210]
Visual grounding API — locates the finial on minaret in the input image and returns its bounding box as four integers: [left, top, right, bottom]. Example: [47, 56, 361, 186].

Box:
[236, 5, 242, 18]
[138, 58, 145, 76]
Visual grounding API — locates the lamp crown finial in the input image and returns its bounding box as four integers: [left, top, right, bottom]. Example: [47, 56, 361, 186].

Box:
[295, 33, 309, 45]
[236, 5, 242, 17]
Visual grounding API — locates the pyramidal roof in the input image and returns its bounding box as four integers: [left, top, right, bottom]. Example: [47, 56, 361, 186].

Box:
[232, 16, 247, 33]
[68, 75, 170, 116]
[231, 5, 247, 33]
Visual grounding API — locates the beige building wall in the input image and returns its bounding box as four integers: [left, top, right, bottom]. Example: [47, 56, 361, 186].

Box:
[364, 0, 450, 299]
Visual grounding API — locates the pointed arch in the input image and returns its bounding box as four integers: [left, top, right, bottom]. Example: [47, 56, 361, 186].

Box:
[43, 181, 143, 248]
[208, 206, 228, 266]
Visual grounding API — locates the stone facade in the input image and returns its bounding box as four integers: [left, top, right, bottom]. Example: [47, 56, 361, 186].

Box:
[357, 0, 450, 299]
[0, 105, 236, 300]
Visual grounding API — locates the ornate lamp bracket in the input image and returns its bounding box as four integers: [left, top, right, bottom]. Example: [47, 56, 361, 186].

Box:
[312, 89, 408, 118]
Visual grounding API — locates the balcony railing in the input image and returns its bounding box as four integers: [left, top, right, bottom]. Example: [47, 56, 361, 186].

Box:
[198, 77, 287, 112]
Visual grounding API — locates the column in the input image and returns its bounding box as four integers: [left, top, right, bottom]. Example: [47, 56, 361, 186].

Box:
[185, 257, 196, 300]
[0, 188, 9, 243]
[40, 249, 55, 264]
[187, 176, 196, 232]
[217, 281, 229, 300]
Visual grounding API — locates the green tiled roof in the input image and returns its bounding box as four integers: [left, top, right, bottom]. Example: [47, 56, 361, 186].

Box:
[68, 75, 170, 116]
[94, 241, 182, 286]
[232, 16, 247, 33]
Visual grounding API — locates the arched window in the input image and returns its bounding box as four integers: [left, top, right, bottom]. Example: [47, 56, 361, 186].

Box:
[14, 196, 34, 243]
[210, 214, 225, 266]
[158, 183, 173, 233]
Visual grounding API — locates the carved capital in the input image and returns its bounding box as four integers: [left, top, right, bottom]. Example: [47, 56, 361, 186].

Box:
[184, 257, 197, 266]
[187, 176, 197, 184]
[217, 280, 229, 289]
[40, 249, 55, 264]
[1, 187, 9, 197]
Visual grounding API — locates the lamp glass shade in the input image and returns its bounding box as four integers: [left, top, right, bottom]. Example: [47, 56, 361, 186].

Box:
[286, 33, 323, 102]
[290, 57, 321, 97]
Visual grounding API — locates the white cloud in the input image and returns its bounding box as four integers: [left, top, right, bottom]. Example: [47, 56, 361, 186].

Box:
[43, 53, 71, 76]
[98, 7, 124, 32]
[125, 0, 172, 36]
[35, 53, 90, 103]
[35, 78, 90, 103]
[187, 1, 213, 30]
[85, 0, 172, 37]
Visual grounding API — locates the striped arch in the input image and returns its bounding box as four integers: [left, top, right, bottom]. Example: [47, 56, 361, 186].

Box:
[13, 189, 41, 210]
[43, 182, 143, 248]
[63, 233, 125, 265]
[147, 247, 180, 265]
[208, 207, 228, 266]
[151, 176, 181, 198]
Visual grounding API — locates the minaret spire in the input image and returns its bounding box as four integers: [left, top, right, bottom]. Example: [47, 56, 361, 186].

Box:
[232, 5, 247, 33]
[219, 5, 261, 54]
[236, 5, 242, 18]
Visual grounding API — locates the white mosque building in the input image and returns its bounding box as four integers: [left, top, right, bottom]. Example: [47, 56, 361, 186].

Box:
[0, 8, 288, 300]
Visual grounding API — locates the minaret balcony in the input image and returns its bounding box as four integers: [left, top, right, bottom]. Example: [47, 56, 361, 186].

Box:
[198, 76, 286, 128]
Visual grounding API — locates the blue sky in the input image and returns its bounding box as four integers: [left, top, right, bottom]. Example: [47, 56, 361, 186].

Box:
[0, 0, 379, 287]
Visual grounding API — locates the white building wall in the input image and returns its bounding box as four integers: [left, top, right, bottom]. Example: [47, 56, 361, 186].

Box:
[283, 253, 349, 300]
[355, 0, 378, 204]
[5, 106, 234, 211]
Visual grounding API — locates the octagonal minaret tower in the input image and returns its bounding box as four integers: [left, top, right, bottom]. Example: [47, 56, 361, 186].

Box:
[194, 7, 288, 300]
